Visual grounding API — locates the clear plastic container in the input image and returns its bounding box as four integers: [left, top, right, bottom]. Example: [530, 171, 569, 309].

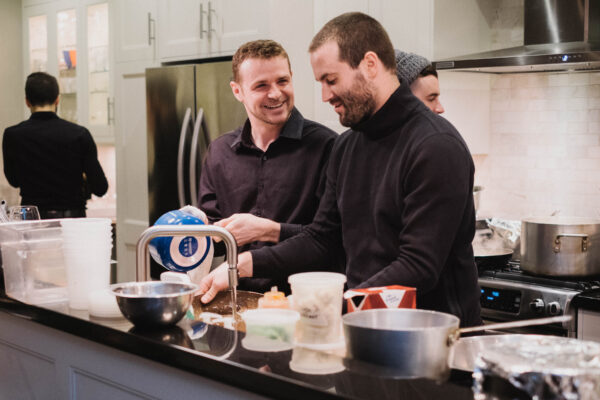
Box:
[0, 220, 68, 305]
[288, 272, 346, 346]
[241, 308, 300, 352]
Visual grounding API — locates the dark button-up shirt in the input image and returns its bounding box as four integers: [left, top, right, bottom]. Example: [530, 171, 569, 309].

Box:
[3, 112, 108, 210]
[199, 107, 336, 291]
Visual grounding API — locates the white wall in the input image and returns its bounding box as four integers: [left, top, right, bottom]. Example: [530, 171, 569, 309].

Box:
[475, 71, 600, 220]
[0, 0, 24, 207]
[433, 0, 523, 60]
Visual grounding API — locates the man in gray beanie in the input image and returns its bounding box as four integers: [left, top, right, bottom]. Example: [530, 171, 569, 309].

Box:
[395, 50, 444, 114]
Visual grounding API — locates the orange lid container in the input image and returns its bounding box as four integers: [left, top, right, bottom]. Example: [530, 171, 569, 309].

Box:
[258, 286, 289, 309]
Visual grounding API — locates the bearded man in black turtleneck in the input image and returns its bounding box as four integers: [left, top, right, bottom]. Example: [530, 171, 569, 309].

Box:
[200, 13, 481, 328]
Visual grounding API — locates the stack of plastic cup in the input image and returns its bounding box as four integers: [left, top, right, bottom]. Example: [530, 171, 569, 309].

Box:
[61, 218, 113, 310]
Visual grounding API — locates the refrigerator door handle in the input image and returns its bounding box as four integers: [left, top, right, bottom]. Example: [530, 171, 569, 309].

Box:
[189, 107, 205, 206]
[177, 107, 193, 208]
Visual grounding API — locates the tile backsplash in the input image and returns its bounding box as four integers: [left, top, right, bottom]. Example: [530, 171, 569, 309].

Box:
[475, 71, 600, 220]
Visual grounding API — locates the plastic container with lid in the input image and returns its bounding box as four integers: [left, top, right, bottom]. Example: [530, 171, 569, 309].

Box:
[288, 272, 346, 347]
[241, 308, 300, 352]
[258, 286, 289, 309]
[0, 220, 68, 305]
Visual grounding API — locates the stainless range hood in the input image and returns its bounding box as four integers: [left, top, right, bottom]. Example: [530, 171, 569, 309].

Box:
[434, 0, 600, 73]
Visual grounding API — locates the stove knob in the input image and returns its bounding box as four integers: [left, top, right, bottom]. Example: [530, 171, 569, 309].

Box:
[529, 298, 545, 314]
[547, 301, 561, 315]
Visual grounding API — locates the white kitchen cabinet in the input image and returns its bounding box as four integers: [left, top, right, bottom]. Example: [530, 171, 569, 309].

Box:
[158, 0, 270, 61]
[112, 0, 158, 63]
[578, 309, 600, 343]
[113, 61, 152, 283]
[22, 0, 115, 144]
[369, 0, 434, 59]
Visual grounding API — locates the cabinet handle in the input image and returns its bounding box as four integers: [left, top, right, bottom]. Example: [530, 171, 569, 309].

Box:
[200, 3, 208, 39]
[147, 12, 156, 46]
[107, 97, 115, 126]
[207, 1, 216, 39]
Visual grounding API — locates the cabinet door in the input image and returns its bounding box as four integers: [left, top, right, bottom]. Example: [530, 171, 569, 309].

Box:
[209, 0, 270, 56]
[23, 0, 114, 144]
[158, 0, 209, 60]
[114, 62, 149, 282]
[112, 0, 158, 63]
[368, 0, 434, 59]
[83, 0, 114, 144]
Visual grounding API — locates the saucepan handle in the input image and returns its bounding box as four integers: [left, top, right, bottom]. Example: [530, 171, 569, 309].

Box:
[448, 315, 572, 346]
[554, 233, 588, 253]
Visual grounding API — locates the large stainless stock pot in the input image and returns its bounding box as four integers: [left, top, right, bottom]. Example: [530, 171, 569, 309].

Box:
[521, 216, 600, 276]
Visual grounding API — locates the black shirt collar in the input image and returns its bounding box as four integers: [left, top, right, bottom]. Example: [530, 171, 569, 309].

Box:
[30, 112, 59, 120]
[231, 107, 304, 150]
[352, 83, 426, 139]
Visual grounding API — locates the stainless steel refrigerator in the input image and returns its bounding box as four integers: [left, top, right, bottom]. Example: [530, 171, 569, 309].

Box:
[145, 59, 247, 277]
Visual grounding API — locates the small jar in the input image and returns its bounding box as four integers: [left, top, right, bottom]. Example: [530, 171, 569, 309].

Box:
[258, 286, 289, 309]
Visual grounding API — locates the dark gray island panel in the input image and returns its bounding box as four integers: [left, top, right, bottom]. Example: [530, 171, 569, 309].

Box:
[0, 311, 269, 399]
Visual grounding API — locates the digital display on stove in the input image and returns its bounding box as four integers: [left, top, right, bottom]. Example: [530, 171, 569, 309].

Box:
[480, 286, 521, 313]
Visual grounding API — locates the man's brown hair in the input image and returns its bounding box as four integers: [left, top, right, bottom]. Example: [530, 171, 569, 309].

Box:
[419, 64, 438, 79]
[232, 40, 291, 83]
[309, 12, 396, 72]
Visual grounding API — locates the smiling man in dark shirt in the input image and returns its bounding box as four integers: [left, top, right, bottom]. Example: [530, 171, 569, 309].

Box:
[199, 15, 481, 327]
[198, 40, 337, 293]
[3, 72, 108, 219]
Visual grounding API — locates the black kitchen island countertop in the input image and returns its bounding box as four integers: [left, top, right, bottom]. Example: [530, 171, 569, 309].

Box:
[0, 290, 475, 400]
[573, 288, 600, 312]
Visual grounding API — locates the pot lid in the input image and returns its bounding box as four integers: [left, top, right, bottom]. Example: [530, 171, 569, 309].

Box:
[522, 216, 600, 225]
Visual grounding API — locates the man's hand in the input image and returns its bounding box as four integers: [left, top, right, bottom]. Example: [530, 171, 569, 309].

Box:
[198, 262, 230, 303]
[179, 205, 208, 223]
[215, 213, 280, 245]
[198, 252, 254, 303]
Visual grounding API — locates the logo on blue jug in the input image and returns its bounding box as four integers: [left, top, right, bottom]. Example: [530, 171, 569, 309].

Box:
[149, 210, 211, 272]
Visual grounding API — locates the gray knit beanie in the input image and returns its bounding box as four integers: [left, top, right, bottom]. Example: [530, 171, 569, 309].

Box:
[395, 49, 431, 85]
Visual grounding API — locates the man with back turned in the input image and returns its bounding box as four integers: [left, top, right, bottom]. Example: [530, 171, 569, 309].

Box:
[3, 72, 108, 218]
[200, 14, 481, 327]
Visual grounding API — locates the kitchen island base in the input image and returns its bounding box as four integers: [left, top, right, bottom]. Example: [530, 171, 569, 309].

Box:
[0, 311, 268, 400]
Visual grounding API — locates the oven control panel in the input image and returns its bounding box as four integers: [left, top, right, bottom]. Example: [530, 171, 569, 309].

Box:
[480, 285, 521, 313]
[478, 277, 578, 322]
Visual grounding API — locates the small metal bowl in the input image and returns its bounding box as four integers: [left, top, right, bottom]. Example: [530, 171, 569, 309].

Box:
[110, 281, 198, 327]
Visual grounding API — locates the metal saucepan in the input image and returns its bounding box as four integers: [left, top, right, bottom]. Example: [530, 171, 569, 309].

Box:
[342, 308, 571, 381]
[521, 216, 600, 276]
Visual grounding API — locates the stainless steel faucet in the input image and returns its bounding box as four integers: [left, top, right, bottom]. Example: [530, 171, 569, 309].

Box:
[135, 225, 239, 320]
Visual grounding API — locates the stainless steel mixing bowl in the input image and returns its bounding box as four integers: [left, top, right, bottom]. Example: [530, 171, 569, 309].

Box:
[111, 281, 198, 327]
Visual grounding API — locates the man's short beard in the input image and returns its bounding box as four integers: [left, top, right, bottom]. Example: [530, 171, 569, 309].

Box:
[338, 73, 376, 127]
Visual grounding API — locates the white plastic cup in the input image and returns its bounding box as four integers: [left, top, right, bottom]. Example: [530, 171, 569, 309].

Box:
[288, 272, 346, 346]
[61, 218, 112, 310]
[64, 253, 111, 309]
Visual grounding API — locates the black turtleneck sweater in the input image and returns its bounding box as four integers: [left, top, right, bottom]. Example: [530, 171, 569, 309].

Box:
[3, 112, 108, 210]
[251, 84, 482, 327]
